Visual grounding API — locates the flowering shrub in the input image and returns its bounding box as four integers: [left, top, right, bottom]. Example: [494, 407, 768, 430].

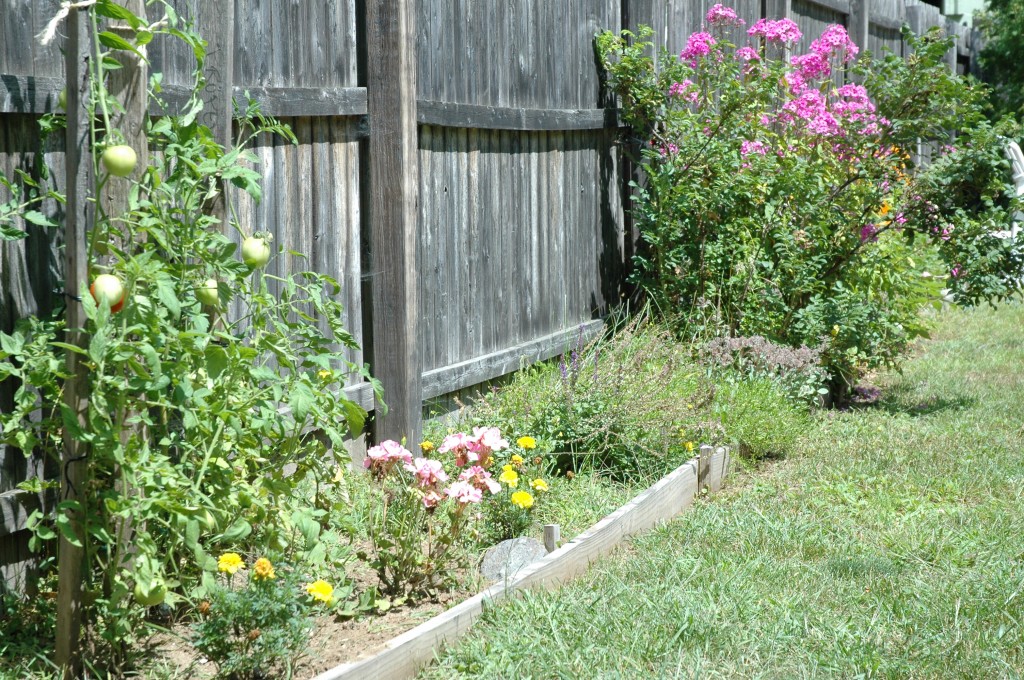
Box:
[597, 14, 1024, 396]
[361, 439, 491, 597]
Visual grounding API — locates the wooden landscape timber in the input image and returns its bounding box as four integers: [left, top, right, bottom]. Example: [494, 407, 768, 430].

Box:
[313, 445, 731, 680]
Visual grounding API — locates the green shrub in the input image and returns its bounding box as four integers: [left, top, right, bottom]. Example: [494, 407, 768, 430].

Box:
[713, 378, 807, 459]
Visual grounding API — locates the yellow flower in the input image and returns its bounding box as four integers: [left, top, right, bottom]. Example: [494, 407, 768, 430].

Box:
[685, 441, 695, 453]
[831, 325, 840, 337]
[510, 454, 524, 467]
[317, 369, 331, 380]
[516, 436, 537, 450]
[217, 552, 244, 575]
[878, 201, 891, 217]
[510, 491, 534, 509]
[252, 557, 276, 581]
[529, 478, 549, 492]
[332, 465, 345, 484]
[498, 465, 519, 487]
[306, 580, 335, 604]
[420, 440, 435, 454]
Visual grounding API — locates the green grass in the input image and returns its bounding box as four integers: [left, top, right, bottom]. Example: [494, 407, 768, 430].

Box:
[421, 303, 1024, 679]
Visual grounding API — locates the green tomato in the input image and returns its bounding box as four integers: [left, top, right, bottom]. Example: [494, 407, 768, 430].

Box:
[102, 144, 137, 178]
[133, 578, 167, 607]
[241, 236, 272, 268]
[196, 278, 220, 306]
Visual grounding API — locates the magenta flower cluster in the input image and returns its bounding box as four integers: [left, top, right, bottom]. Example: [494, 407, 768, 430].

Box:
[747, 17, 802, 44]
[668, 79, 699, 102]
[706, 3, 745, 27]
[680, 31, 716, 66]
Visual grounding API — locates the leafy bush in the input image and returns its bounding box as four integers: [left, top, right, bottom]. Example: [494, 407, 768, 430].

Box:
[597, 14, 1024, 396]
[713, 378, 807, 459]
[700, 335, 829, 404]
[193, 557, 312, 680]
[466, 316, 720, 482]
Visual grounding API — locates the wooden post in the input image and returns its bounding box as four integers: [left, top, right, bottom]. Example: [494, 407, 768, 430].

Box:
[848, 0, 870, 61]
[698, 444, 713, 492]
[366, 0, 422, 446]
[543, 524, 560, 553]
[55, 8, 93, 677]
[193, 0, 235, 152]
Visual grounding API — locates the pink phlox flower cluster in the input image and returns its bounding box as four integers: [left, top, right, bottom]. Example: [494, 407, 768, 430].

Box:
[706, 3, 744, 26]
[403, 457, 448, 489]
[932, 224, 953, 240]
[458, 466, 502, 495]
[668, 79, 699, 103]
[438, 427, 508, 467]
[747, 18, 802, 44]
[659, 142, 680, 156]
[438, 432, 474, 467]
[740, 140, 768, 156]
[445, 481, 484, 505]
[680, 31, 716, 66]
[810, 24, 858, 62]
[791, 52, 831, 82]
[895, 212, 907, 225]
[363, 440, 413, 475]
[782, 89, 840, 136]
[860, 224, 879, 242]
[735, 46, 761, 62]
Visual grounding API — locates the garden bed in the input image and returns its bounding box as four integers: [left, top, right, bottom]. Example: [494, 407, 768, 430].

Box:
[311, 445, 730, 680]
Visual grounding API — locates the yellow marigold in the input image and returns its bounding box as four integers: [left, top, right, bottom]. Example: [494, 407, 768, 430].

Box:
[529, 478, 549, 492]
[217, 552, 244, 575]
[517, 436, 537, 450]
[510, 491, 534, 509]
[685, 441, 695, 453]
[878, 201, 891, 217]
[306, 580, 335, 604]
[252, 557, 275, 581]
[510, 454, 524, 467]
[420, 440, 435, 454]
[498, 465, 519, 487]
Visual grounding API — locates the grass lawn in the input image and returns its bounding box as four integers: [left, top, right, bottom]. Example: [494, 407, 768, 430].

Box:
[421, 302, 1024, 679]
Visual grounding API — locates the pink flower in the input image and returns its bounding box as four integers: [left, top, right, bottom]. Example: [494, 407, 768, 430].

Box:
[860, 224, 879, 242]
[459, 466, 502, 495]
[735, 46, 760, 62]
[363, 439, 414, 475]
[438, 432, 473, 466]
[791, 52, 831, 81]
[680, 31, 716, 65]
[950, 265, 963, 278]
[706, 3, 744, 26]
[422, 490, 444, 509]
[748, 18, 802, 44]
[668, 80, 699, 103]
[740, 140, 768, 156]
[466, 426, 509, 467]
[445, 481, 483, 505]
[810, 24, 858, 62]
[403, 457, 449, 489]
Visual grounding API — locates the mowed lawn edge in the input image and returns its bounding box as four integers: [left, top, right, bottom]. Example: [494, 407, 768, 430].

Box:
[420, 303, 1024, 679]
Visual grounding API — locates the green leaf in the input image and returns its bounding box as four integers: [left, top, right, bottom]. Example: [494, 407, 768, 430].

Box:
[220, 518, 252, 542]
[23, 210, 55, 227]
[98, 31, 136, 52]
[289, 382, 315, 420]
[94, 1, 144, 29]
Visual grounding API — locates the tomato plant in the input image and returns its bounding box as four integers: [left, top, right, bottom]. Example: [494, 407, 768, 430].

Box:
[0, 1, 380, 669]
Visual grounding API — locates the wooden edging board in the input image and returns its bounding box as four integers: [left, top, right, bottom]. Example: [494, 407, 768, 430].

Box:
[313, 445, 731, 680]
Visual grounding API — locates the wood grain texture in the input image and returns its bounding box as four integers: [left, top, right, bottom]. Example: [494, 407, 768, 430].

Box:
[314, 448, 730, 680]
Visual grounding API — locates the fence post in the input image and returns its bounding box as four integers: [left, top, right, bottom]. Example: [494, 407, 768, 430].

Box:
[55, 8, 93, 677]
[848, 0, 870, 59]
[366, 0, 422, 447]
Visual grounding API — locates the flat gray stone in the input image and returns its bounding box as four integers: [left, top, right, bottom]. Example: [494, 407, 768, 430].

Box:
[480, 537, 547, 582]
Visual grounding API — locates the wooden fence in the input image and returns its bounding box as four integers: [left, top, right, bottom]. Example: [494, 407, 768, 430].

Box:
[0, 0, 978, 590]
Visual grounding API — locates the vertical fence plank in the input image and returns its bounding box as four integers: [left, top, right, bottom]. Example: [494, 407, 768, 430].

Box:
[367, 0, 422, 445]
